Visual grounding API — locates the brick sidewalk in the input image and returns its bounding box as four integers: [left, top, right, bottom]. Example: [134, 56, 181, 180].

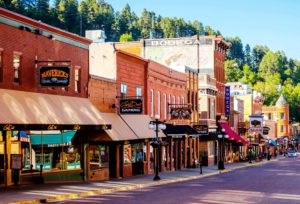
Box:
[0, 157, 284, 204]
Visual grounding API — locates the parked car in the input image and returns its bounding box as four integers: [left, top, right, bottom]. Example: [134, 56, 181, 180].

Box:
[287, 150, 298, 157]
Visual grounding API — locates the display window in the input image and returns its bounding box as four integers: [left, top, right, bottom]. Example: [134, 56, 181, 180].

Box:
[89, 145, 109, 170]
[124, 144, 132, 165]
[130, 143, 144, 163]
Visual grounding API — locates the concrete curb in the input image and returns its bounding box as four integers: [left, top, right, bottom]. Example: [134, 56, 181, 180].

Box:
[5, 158, 285, 204]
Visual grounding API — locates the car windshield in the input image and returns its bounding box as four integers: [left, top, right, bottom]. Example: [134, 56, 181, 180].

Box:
[288, 150, 295, 153]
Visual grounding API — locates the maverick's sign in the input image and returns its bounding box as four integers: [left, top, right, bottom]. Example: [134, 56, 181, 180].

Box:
[40, 66, 70, 87]
[120, 99, 143, 114]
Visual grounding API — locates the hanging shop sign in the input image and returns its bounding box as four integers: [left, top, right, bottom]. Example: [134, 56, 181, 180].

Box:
[120, 99, 143, 114]
[170, 106, 192, 120]
[263, 126, 270, 135]
[193, 125, 208, 135]
[225, 86, 231, 116]
[40, 66, 70, 87]
[248, 115, 263, 134]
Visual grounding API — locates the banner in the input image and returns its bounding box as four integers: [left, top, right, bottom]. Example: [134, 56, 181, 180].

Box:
[225, 86, 230, 116]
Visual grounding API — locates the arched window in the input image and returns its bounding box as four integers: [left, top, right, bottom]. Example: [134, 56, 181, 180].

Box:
[150, 89, 154, 117]
[157, 91, 161, 118]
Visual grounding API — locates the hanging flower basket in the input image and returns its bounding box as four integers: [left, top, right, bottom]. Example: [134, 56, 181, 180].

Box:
[150, 139, 168, 148]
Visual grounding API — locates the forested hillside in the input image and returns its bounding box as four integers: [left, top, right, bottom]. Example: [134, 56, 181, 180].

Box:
[1, 0, 300, 120]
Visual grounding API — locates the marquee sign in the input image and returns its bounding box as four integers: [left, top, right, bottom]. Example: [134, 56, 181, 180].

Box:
[120, 99, 143, 114]
[40, 66, 70, 87]
[225, 86, 230, 116]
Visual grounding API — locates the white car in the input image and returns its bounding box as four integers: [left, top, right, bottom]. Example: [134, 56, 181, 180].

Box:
[287, 150, 297, 157]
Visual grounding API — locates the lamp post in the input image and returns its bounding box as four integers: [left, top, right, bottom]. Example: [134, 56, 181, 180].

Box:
[248, 135, 254, 164]
[148, 114, 166, 181]
[217, 128, 229, 170]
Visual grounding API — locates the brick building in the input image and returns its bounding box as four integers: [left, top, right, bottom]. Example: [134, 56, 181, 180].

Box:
[0, 8, 110, 187]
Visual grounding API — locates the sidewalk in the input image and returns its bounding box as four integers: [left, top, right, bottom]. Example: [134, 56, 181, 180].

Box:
[1, 157, 284, 204]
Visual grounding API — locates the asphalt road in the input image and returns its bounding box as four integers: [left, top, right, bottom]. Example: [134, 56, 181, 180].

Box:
[54, 157, 300, 204]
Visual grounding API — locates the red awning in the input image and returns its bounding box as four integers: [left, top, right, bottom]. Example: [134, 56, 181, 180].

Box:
[219, 122, 248, 146]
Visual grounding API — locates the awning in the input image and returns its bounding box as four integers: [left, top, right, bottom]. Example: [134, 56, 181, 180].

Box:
[98, 113, 139, 141]
[0, 88, 111, 130]
[163, 124, 200, 138]
[120, 115, 165, 139]
[30, 131, 76, 145]
[219, 122, 248, 146]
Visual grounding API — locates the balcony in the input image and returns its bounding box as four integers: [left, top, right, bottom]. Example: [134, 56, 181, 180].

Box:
[198, 74, 216, 90]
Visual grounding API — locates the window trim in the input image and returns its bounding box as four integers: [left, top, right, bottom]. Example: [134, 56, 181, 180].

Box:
[74, 67, 81, 93]
[13, 52, 22, 84]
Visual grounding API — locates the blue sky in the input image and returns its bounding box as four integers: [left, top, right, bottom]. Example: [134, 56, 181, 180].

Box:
[105, 0, 299, 60]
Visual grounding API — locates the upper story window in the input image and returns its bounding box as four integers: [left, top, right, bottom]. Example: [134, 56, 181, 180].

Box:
[0, 49, 2, 82]
[121, 83, 127, 99]
[136, 87, 142, 99]
[150, 89, 154, 117]
[280, 125, 285, 133]
[280, 112, 285, 120]
[164, 94, 167, 120]
[168, 94, 171, 119]
[182, 96, 185, 105]
[13, 53, 21, 83]
[268, 113, 272, 120]
[157, 91, 161, 118]
[74, 68, 81, 93]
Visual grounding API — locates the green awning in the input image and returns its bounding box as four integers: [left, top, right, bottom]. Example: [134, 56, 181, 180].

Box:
[30, 131, 76, 145]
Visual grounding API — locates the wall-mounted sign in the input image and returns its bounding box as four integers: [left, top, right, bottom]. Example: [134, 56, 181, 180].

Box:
[170, 107, 192, 120]
[193, 125, 208, 135]
[120, 99, 143, 114]
[11, 154, 22, 170]
[40, 66, 70, 87]
[248, 115, 264, 134]
[225, 86, 230, 116]
[263, 126, 270, 135]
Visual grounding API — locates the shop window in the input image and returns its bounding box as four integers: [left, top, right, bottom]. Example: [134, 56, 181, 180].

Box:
[13, 53, 21, 83]
[26, 131, 81, 172]
[131, 143, 144, 163]
[89, 145, 109, 170]
[121, 83, 127, 99]
[136, 87, 142, 99]
[268, 113, 272, 120]
[124, 144, 132, 165]
[280, 112, 285, 120]
[74, 68, 81, 93]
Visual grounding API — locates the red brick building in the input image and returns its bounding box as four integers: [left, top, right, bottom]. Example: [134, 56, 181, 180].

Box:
[0, 8, 109, 187]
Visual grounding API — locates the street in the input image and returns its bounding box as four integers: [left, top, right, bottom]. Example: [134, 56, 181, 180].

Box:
[54, 157, 300, 204]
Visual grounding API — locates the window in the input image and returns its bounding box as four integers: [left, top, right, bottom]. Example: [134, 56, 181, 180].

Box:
[268, 113, 272, 120]
[168, 94, 171, 119]
[13, 53, 21, 83]
[0, 50, 2, 82]
[164, 94, 167, 119]
[208, 98, 211, 119]
[136, 87, 142, 99]
[89, 145, 109, 170]
[150, 89, 154, 117]
[121, 83, 127, 99]
[157, 91, 161, 118]
[182, 96, 184, 105]
[173, 96, 176, 107]
[281, 125, 285, 133]
[74, 68, 81, 93]
[177, 96, 180, 106]
[280, 112, 285, 120]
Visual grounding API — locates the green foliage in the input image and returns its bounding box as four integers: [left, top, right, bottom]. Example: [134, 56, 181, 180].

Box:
[119, 33, 133, 42]
[225, 60, 242, 82]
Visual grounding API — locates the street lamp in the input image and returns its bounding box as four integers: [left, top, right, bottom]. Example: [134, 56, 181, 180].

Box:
[217, 128, 229, 170]
[248, 135, 254, 164]
[148, 114, 166, 181]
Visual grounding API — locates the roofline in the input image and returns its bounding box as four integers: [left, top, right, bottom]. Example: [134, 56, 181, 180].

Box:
[0, 8, 92, 45]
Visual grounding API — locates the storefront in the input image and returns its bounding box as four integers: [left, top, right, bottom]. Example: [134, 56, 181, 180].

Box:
[0, 89, 111, 187]
[163, 124, 200, 170]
